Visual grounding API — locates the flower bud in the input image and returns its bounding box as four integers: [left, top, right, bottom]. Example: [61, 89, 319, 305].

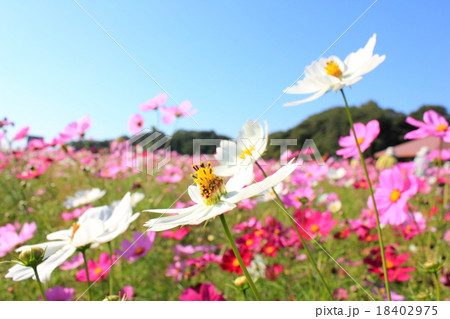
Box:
[233, 276, 247, 288]
[103, 295, 120, 301]
[18, 247, 45, 268]
[423, 260, 443, 273]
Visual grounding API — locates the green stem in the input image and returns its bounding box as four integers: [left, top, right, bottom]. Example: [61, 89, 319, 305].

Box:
[107, 242, 114, 296]
[81, 249, 93, 301]
[32, 266, 47, 301]
[219, 214, 262, 301]
[340, 89, 391, 301]
[433, 272, 441, 301]
[255, 161, 334, 300]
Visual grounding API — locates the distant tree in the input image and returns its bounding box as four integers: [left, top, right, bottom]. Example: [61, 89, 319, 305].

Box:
[264, 101, 447, 159]
[408, 105, 449, 121]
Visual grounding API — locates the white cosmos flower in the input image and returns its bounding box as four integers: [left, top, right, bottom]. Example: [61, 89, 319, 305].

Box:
[327, 200, 342, 214]
[255, 182, 287, 202]
[143, 160, 297, 232]
[214, 120, 268, 177]
[130, 192, 145, 207]
[63, 188, 106, 209]
[284, 34, 385, 106]
[5, 218, 104, 282]
[327, 167, 347, 181]
[79, 192, 140, 246]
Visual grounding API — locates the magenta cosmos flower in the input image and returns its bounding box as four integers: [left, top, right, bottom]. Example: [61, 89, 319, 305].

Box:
[161, 101, 197, 125]
[75, 253, 114, 282]
[13, 126, 30, 141]
[0, 222, 37, 257]
[336, 120, 380, 159]
[44, 286, 75, 301]
[179, 283, 226, 301]
[405, 110, 450, 142]
[115, 231, 156, 263]
[16, 163, 49, 179]
[128, 114, 145, 134]
[59, 115, 92, 142]
[139, 93, 167, 111]
[368, 166, 418, 225]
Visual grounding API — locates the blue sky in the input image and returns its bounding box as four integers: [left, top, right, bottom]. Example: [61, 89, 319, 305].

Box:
[1, 1, 449, 142]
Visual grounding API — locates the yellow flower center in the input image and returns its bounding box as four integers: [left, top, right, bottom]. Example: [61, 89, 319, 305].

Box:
[386, 261, 394, 269]
[232, 259, 240, 267]
[379, 288, 386, 294]
[325, 60, 343, 78]
[94, 267, 103, 275]
[134, 247, 145, 255]
[310, 224, 320, 232]
[245, 239, 254, 246]
[265, 246, 275, 254]
[255, 230, 264, 237]
[238, 146, 256, 159]
[191, 162, 226, 205]
[389, 189, 401, 202]
[70, 223, 81, 241]
[436, 123, 448, 132]
[357, 137, 365, 145]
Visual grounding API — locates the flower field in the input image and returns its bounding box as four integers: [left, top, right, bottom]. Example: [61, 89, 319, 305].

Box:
[1, 34, 449, 302]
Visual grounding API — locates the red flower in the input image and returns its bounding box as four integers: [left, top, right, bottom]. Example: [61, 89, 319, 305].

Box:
[236, 233, 262, 251]
[75, 253, 115, 282]
[220, 248, 253, 274]
[261, 243, 278, 257]
[265, 264, 283, 281]
[364, 246, 415, 282]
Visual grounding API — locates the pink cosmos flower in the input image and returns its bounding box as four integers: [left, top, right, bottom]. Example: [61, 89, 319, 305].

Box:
[161, 227, 190, 240]
[0, 222, 37, 257]
[115, 231, 156, 263]
[237, 198, 258, 210]
[59, 115, 92, 142]
[27, 139, 47, 151]
[161, 101, 197, 125]
[119, 286, 135, 300]
[99, 165, 121, 179]
[60, 253, 84, 270]
[155, 166, 183, 183]
[44, 286, 75, 301]
[179, 283, 226, 301]
[13, 126, 30, 141]
[282, 186, 316, 209]
[0, 117, 14, 128]
[395, 212, 426, 240]
[444, 229, 450, 243]
[333, 288, 348, 300]
[75, 253, 115, 282]
[427, 149, 450, 162]
[405, 110, 450, 141]
[16, 163, 49, 179]
[368, 166, 418, 225]
[336, 120, 380, 159]
[139, 93, 167, 111]
[128, 114, 145, 135]
[232, 217, 262, 233]
[61, 205, 93, 221]
[294, 209, 338, 240]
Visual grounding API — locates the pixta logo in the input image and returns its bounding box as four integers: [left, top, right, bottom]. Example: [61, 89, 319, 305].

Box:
[126, 129, 171, 175]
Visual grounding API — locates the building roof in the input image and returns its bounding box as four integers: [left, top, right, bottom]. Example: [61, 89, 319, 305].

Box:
[375, 136, 450, 158]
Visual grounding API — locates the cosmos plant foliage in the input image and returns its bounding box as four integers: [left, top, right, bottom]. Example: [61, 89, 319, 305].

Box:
[0, 34, 449, 302]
